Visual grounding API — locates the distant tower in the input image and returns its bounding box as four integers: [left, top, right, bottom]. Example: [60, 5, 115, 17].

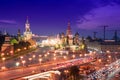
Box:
[17, 29, 21, 36]
[17, 29, 21, 41]
[24, 17, 32, 41]
[66, 21, 72, 38]
[25, 16, 31, 32]
[4, 29, 7, 35]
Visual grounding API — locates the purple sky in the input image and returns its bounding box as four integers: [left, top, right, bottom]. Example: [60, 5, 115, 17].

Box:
[0, 0, 120, 38]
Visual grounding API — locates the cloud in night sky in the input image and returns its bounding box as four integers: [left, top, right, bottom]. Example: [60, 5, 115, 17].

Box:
[77, 2, 120, 30]
[0, 20, 17, 24]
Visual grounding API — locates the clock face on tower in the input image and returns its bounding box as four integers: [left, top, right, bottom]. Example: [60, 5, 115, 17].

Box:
[24, 17, 32, 41]
[26, 23, 30, 32]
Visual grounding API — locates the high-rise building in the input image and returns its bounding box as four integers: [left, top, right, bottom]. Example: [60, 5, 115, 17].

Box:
[23, 17, 32, 41]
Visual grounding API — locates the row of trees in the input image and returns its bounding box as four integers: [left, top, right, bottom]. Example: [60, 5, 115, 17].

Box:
[0, 34, 5, 50]
[14, 41, 31, 52]
[60, 66, 84, 80]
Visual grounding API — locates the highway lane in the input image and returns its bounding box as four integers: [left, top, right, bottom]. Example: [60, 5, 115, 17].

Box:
[86, 59, 120, 80]
[0, 57, 93, 80]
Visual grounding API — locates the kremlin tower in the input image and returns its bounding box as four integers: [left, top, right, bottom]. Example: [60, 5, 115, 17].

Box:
[23, 17, 32, 41]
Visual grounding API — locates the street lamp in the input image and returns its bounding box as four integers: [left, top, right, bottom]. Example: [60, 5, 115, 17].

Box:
[2, 57, 6, 67]
[47, 52, 50, 55]
[32, 55, 36, 58]
[79, 54, 82, 57]
[28, 58, 32, 64]
[22, 60, 26, 74]
[63, 56, 67, 60]
[108, 55, 111, 58]
[53, 54, 56, 57]
[66, 51, 69, 55]
[106, 50, 110, 53]
[1, 66, 6, 71]
[16, 62, 20, 67]
[39, 58, 42, 64]
[17, 48, 21, 52]
[39, 55, 42, 57]
[20, 56, 23, 60]
[84, 54, 87, 57]
[98, 59, 101, 62]
[72, 55, 75, 59]
[22, 60, 26, 66]
[44, 54, 47, 57]
[2, 57, 6, 61]
[24, 47, 27, 50]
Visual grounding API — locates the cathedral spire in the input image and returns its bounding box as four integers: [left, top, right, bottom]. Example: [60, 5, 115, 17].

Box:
[66, 20, 72, 37]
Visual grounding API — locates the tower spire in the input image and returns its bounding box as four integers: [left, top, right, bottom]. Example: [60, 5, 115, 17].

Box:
[66, 20, 72, 37]
[24, 17, 32, 41]
[26, 16, 29, 24]
[25, 16, 30, 32]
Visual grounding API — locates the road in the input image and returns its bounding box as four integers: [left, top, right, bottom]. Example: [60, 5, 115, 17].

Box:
[0, 57, 93, 80]
[86, 59, 120, 80]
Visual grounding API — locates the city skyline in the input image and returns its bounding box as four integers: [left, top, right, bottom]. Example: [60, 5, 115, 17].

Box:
[0, 0, 120, 39]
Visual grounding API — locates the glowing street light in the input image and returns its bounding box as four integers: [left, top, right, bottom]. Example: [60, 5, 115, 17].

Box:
[29, 58, 32, 64]
[22, 60, 26, 66]
[47, 52, 50, 55]
[32, 55, 36, 58]
[17, 48, 21, 52]
[72, 55, 75, 58]
[24, 47, 27, 50]
[44, 54, 47, 57]
[29, 57, 32, 61]
[60, 52, 63, 55]
[53, 54, 56, 57]
[98, 59, 101, 63]
[2, 57, 6, 61]
[2, 57, 6, 67]
[39, 55, 42, 57]
[53, 57, 56, 61]
[66, 51, 69, 55]
[1, 66, 6, 70]
[39, 58, 42, 64]
[108, 55, 111, 58]
[1, 53, 4, 57]
[10, 50, 13, 54]
[106, 50, 110, 53]
[20, 56, 23, 59]
[84, 54, 87, 57]
[63, 56, 67, 59]
[16, 62, 20, 67]
[79, 54, 82, 57]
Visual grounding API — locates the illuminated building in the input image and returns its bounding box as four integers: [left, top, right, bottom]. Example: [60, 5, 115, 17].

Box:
[73, 32, 80, 45]
[86, 39, 120, 53]
[23, 17, 32, 41]
[1, 36, 14, 55]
